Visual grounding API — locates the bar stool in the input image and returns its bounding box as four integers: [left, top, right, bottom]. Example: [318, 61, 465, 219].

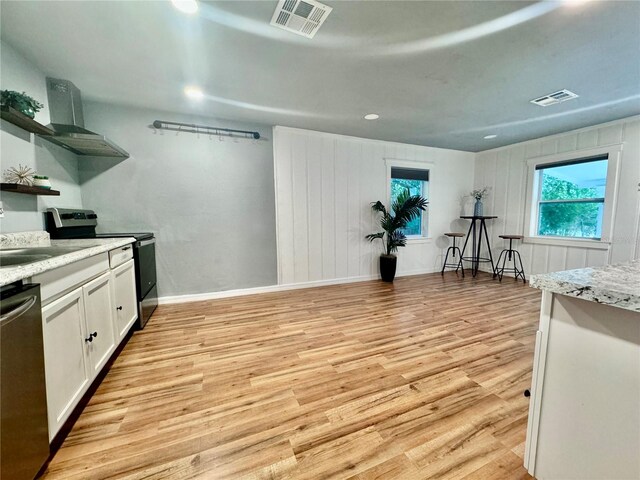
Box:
[494, 235, 526, 282]
[441, 233, 465, 276]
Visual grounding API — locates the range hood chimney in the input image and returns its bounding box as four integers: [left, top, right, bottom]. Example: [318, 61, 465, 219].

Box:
[45, 78, 129, 158]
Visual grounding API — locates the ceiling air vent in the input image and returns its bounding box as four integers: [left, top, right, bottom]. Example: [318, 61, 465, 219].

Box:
[530, 89, 579, 107]
[270, 0, 332, 39]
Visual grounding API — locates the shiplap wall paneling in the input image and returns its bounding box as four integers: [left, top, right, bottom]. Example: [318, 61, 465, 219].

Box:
[611, 121, 640, 264]
[320, 136, 338, 279]
[273, 126, 475, 286]
[274, 134, 294, 284]
[474, 116, 639, 276]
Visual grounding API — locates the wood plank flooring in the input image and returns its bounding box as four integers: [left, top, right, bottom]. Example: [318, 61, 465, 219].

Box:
[42, 272, 540, 479]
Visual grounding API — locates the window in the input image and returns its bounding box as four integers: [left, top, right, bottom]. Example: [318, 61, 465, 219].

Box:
[535, 156, 608, 239]
[390, 166, 429, 237]
[525, 145, 620, 248]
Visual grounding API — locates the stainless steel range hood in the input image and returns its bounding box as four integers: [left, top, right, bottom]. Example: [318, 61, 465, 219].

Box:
[44, 78, 129, 158]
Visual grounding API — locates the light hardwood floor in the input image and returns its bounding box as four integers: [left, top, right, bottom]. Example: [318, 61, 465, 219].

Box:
[42, 272, 540, 479]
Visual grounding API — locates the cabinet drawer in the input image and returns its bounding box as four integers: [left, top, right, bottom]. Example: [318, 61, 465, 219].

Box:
[33, 253, 109, 306]
[109, 244, 133, 269]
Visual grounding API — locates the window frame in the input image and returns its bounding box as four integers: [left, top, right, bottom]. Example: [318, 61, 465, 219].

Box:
[385, 159, 432, 242]
[523, 145, 622, 249]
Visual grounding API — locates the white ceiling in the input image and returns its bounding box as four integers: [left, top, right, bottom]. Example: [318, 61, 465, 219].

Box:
[1, 0, 639, 152]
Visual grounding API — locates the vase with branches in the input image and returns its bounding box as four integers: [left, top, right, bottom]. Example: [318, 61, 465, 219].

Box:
[470, 187, 490, 216]
[365, 188, 428, 282]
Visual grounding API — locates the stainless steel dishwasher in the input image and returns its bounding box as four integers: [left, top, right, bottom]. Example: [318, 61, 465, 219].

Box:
[1, 283, 50, 480]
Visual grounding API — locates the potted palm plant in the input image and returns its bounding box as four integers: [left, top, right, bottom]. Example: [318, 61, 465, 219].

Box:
[365, 189, 428, 282]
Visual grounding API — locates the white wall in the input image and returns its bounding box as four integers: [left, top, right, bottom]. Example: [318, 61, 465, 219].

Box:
[0, 41, 82, 233]
[474, 116, 640, 276]
[273, 126, 476, 285]
[80, 101, 278, 298]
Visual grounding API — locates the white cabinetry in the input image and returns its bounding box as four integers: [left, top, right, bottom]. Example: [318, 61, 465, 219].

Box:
[525, 291, 640, 479]
[83, 272, 116, 376]
[34, 245, 138, 441]
[41, 288, 90, 440]
[112, 259, 137, 342]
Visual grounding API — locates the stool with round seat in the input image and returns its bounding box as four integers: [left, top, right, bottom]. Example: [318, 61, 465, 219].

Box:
[441, 233, 465, 276]
[494, 234, 526, 282]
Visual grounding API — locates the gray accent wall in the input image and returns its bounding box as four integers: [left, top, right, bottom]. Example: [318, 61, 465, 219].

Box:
[80, 102, 277, 298]
[0, 41, 83, 233]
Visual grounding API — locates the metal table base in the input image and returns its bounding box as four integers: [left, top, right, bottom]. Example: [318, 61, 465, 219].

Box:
[459, 216, 497, 277]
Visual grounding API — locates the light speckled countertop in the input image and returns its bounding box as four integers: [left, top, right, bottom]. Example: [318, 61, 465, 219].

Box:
[1, 235, 136, 287]
[530, 261, 640, 312]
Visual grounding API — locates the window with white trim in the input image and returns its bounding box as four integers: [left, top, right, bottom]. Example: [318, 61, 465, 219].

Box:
[534, 156, 608, 240]
[390, 166, 429, 237]
[524, 145, 621, 248]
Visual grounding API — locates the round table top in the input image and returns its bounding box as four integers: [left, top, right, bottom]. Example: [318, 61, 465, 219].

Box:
[460, 215, 498, 219]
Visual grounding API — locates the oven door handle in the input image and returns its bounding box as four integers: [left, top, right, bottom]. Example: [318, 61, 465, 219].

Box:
[137, 238, 156, 247]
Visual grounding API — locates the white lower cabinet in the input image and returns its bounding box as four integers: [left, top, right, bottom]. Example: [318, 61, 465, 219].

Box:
[83, 272, 116, 376]
[112, 259, 138, 342]
[41, 288, 91, 441]
[38, 246, 139, 441]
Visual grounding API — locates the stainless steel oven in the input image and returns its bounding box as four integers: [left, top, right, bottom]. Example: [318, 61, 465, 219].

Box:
[133, 237, 158, 328]
[45, 208, 158, 329]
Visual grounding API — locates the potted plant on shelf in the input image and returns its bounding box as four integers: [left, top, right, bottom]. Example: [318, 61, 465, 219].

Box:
[365, 188, 428, 282]
[32, 175, 52, 189]
[0, 90, 44, 119]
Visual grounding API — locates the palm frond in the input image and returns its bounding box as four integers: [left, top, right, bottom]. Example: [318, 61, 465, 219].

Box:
[370, 201, 387, 215]
[392, 189, 428, 227]
[388, 230, 407, 253]
[365, 232, 385, 242]
[366, 187, 428, 256]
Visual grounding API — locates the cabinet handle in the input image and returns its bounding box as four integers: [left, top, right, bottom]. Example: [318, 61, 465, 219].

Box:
[92, 331, 98, 338]
[122, 246, 131, 251]
[85, 332, 98, 343]
[117, 306, 123, 311]
[524, 389, 531, 398]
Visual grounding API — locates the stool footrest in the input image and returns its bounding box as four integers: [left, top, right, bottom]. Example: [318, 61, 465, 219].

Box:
[493, 248, 526, 283]
[441, 246, 464, 277]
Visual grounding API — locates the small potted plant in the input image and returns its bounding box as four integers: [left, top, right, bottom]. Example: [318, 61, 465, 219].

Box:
[365, 189, 428, 282]
[0, 90, 44, 119]
[470, 187, 491, 216]
[32, 175, 52, 189]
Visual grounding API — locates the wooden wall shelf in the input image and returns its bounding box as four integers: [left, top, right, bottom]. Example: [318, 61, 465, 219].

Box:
[0, 183, 60, 196]
[0, 106, 54, 136]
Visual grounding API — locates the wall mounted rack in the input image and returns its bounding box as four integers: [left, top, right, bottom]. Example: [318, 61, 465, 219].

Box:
[152, 120, 260, 140]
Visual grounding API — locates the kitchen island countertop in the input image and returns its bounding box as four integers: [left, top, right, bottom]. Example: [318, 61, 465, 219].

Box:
[530, 260, 640, 313]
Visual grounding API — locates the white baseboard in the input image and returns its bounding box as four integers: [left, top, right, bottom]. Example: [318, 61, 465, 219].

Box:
[158, 267, 438, 305]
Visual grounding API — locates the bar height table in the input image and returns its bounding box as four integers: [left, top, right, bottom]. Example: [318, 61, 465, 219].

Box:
[459, 215, 498, 277]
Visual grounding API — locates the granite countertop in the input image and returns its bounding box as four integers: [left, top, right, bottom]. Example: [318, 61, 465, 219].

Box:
[0, 231, 136, 287]
[530, 260, 640, 312]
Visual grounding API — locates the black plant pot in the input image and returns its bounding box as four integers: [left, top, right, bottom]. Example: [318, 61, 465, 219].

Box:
[380, 254, 397, 282]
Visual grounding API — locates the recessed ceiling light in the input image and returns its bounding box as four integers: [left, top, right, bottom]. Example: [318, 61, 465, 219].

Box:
[171, 0, 198, 14]
[364, 114, 379, 120]
[484, 134, 497, 139]
[184, 86, 204, 100]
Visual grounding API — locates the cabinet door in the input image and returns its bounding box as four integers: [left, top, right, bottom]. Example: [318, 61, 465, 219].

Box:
[42, 287, 90, 440]
[112, 259, 138, 342]
[82, 272, 116, 377]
